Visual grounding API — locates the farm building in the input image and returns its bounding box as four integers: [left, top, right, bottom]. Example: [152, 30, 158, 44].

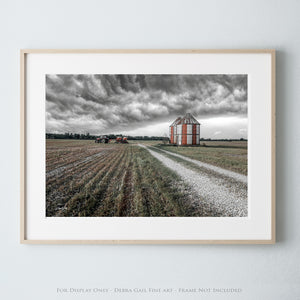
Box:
[169, 113, 200, 145]
[169, 117, 182, 144]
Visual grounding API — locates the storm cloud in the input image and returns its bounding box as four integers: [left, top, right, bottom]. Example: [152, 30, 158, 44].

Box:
[46, 74, 247, 136]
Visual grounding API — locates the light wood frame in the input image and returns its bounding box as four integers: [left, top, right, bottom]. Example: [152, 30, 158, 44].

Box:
[20, 49, 276, 244]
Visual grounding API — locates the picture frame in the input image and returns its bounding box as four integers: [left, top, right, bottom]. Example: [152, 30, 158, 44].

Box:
[20, 49, 275, 244]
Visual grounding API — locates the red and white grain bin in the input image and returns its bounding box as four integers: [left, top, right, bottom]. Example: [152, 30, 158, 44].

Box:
[169, 117, 182, 144]
[169, 113, 200, 146]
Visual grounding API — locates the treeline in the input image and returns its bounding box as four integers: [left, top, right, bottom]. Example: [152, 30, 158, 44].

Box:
[126, 136, 167, 141]
[200, 138, 248, 142]
[46, 133, 96, 140]
[200, 138, 247, 141]
[45, 133, 246, 142]
[46, 133, 168, 141]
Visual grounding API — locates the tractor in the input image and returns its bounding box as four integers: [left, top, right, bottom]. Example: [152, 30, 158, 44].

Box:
[95, 135, 109, 143]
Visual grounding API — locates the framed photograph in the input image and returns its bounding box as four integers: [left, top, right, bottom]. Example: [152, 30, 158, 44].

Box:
[20, 49, 275, 244]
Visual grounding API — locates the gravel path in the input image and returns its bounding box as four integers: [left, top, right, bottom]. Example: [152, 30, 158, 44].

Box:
[138, 144, 247, 217]
[155, 147, 247, 184]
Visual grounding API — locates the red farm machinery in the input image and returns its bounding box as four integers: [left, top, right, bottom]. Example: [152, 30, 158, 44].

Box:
[115, 136, 128, 144]
[95, 135, 109, 143]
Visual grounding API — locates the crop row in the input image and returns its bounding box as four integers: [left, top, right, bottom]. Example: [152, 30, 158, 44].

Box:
[46, 142, 198, 217]
[46, 140, 112, 172]
[46, 145, 125, 216]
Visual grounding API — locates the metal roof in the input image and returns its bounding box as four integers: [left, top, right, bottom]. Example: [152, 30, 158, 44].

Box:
[170, 117, 182, 127]
[177, 113, 200, 125]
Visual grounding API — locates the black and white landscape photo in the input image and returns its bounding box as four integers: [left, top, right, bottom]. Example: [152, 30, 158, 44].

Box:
[46, 74, 248, 217]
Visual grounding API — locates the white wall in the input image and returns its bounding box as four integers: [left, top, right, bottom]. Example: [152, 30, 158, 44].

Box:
[0, 0, 299, 299]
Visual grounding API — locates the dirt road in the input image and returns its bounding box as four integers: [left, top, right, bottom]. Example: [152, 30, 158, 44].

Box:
[138, 144, 248, 217]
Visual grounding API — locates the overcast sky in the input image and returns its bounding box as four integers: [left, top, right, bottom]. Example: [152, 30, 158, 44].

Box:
[46, 74, 247, 139]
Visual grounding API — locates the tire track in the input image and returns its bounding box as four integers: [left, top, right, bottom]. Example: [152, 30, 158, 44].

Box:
[138, 144, 247, 217]
[46, 150, 108, 178]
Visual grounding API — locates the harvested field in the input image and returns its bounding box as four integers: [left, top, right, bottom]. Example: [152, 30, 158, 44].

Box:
[46, 140, 199, 217]
[46, 139, 248, 217]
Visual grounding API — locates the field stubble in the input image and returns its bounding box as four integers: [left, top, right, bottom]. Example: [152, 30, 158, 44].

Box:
[46, 140, 198, 217]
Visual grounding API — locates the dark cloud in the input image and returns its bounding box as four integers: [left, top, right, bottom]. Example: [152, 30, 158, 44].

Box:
[46, 74, 247, 134]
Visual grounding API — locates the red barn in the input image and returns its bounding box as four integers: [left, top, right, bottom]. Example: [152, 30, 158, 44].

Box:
[169, 113, 200, 146]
